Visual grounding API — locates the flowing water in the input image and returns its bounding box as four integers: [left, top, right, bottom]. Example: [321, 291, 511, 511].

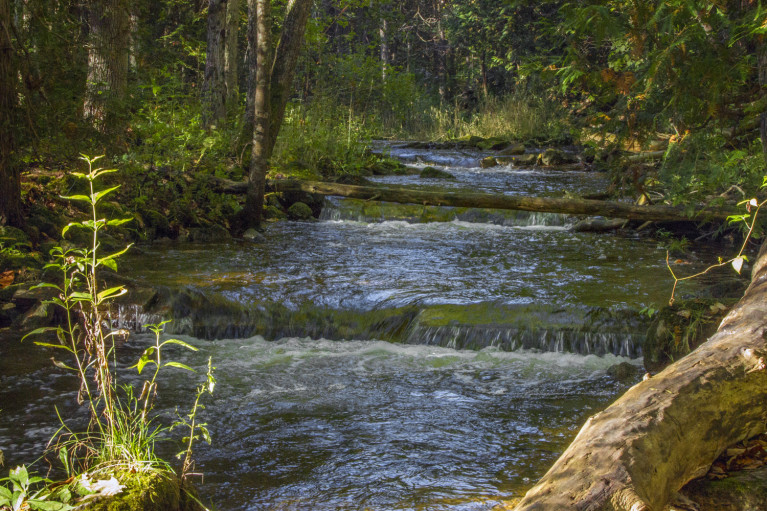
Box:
[0, 142, 738, 509]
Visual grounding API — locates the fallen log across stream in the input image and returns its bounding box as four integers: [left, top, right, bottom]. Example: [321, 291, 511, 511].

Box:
[264, 179, 734, 223]
[509, 242, 767, 510]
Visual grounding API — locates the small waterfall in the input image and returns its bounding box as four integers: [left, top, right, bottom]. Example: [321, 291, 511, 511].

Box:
[404, 324, 643, 357]
[114, 288, 647, 358]
[320, 197, 570, 227]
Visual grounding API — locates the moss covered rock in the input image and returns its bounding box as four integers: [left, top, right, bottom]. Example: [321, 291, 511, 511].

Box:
[287, 202, 314, 220]
[82, 470, 202, 511]
[419, 166, 455, 179]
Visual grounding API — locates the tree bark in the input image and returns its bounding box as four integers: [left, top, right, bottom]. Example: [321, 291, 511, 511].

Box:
[242, 0, 256, 137]
[266, 0, 313, 158]
[224, 0, 240, 108]
[202, 0, 228, 129]
[244, 0, 270, 227]
[510, 242, 767, 510]
[83, 0, 130, 133]
[0, 0, 22, 227]
[269, 180, 735, 223]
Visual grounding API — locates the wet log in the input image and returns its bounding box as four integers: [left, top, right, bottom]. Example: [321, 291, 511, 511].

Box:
[270, 179, 734, 223]
[510, 242, 767, 511]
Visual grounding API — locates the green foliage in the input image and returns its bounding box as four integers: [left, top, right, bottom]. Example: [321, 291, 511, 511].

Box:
[659, 133, 766, 203]
[0, 466, 73, 511]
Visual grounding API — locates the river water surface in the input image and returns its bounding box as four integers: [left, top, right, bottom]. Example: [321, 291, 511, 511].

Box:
[0, 143, 733, 509]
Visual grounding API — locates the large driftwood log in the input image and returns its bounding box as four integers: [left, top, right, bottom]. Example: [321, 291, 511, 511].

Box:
[270, 179, 734, 223]
[510, 243, 767, 511]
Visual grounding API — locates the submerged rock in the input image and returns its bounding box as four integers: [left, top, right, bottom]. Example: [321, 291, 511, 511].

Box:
[606, 362, 640, 381]
[480, 156, 498, 168]
[499, 143, 526, 155]
[243, 228, 266, 243]
[541, 148, 579, 166]
[419, 166, 455, 179]
[572, 217, 626, 232]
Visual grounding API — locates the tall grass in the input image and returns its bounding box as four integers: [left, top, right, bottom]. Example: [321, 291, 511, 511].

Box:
[402, 93, 571, 143]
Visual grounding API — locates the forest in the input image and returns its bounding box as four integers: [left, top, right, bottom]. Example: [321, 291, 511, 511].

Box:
[3, 0, 767, 510]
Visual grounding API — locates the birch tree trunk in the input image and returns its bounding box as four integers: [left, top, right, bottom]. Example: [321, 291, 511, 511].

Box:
[202, 0, 228, 129]
[83, 0, 130, 133]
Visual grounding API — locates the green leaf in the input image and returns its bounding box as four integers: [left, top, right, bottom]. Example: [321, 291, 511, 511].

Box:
[51, 358, 77, 371]
[60, 194, 92, 203]
[68, 292, 92, 301]
[160, 339, 198, 351]
[96, 286, 127, 303]
[92, 168, 118, 179]
[106, 217, 133, 227]
[92, 186, 121, 205]
[58, 447, 69, 477]
[96, 245, 133, 268]
[21, 327, 59, 341]
[14, 466, 29, 485]
[33, 343, 74, 353]
[163, 361, 195, 372]
[0, 485, 12, 502]
[101, 259, 118, 272]
[61, 223, 84, 238]
[29, 499, 74, 511]
[30, 283, 63, 293]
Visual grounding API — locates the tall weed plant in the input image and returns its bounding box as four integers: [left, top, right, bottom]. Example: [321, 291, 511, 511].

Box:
[20, 156, 213, 497]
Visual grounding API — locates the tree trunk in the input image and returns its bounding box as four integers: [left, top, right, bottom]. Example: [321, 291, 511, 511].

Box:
[244, 0, 270, 227]
[83, 0, 130, 133]
[510, 242, 767, 510]
[380, 13, 388, 82]
[242, 0, 256, 138]
[0, 0, 22, 227]
[202, 0, 228, 129]
[224, 0, 240, 108]
[266, 0, 313, 158]
[268, 180, 735, 223]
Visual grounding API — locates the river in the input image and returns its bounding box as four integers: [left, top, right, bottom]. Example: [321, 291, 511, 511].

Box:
[0, 142, 734, 509]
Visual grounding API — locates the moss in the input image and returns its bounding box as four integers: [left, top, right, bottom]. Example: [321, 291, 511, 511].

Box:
[82, 470, 204, 511]
[419, 166, 455, 179]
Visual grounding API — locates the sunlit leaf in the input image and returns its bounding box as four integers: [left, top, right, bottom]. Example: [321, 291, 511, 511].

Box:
[732, 257, 744, 274]
[51, 358, 77, 371]
[60, 194, 92, 203]
[163, 361, 195, 372]
[96, 286, 127, 303]
[160, 339, 198, 351]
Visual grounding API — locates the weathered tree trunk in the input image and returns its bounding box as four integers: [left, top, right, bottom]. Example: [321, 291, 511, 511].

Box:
[224, 0, 240, 108]
[83, 0, 130, 132]
[510, 242, 767, 510]
[202, 0, 228, 129]
[269, 180, 735, 223]
[244, 0, 270, 226]
[265, 0, 313, 158]
[0, 0, 22, 227]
